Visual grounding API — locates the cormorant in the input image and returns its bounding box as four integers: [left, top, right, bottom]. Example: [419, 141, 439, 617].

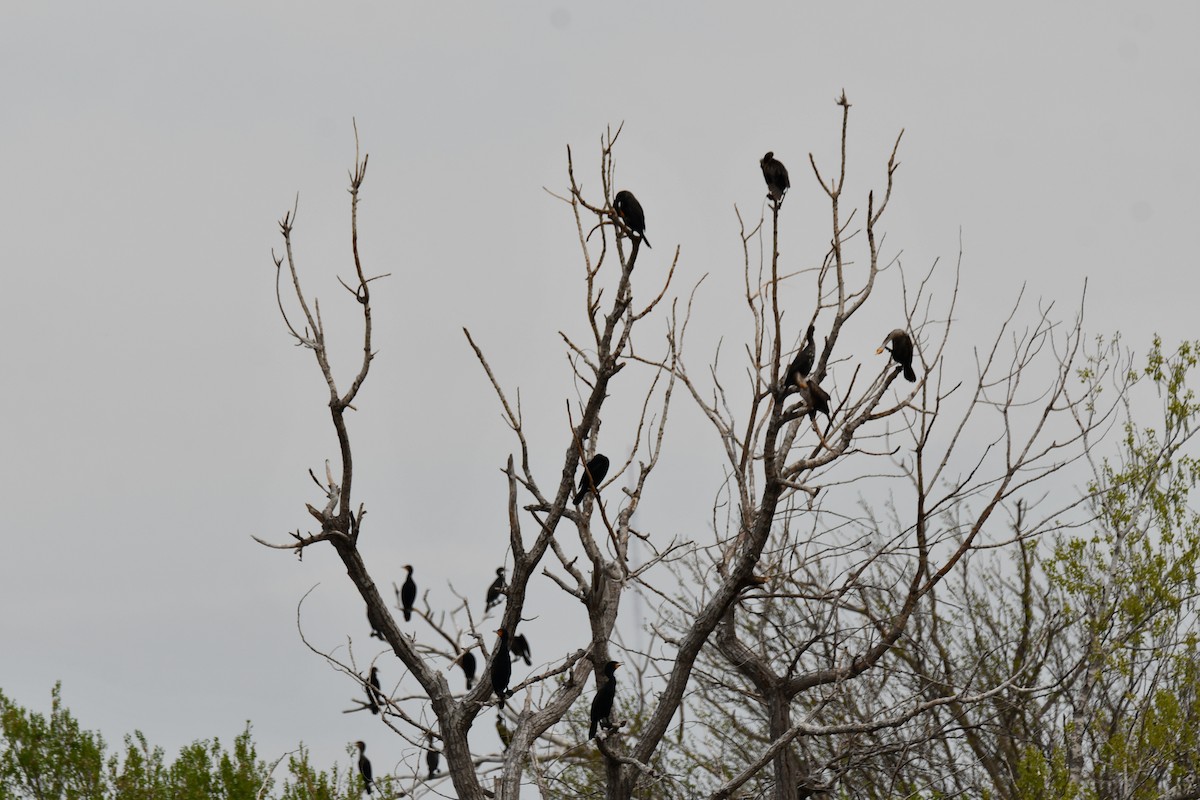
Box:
[485, 567, 506, 610]
[367, 606, 385, 640]
[877, 329, 917, 382]
[496, 714, 512, 751]
[365, 666, 382, 715]
[760, 152, 790, 206]
[461, 649, 477, 690]
[784, 324, 816, 389]
[613, 190, 651, 248]
[425, 735, 440, 780]
[400, 565, 417, 622]
[573, 453, 610, 506]
[355, 741, 374, 795]
[491, 628, 513, 707]
[589, 660, 621, 739]
[798, 377, 831, 420]
[511, 633, 532, 666]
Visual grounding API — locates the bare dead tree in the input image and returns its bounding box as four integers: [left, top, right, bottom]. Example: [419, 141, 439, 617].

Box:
[258, 99, 1139, 800]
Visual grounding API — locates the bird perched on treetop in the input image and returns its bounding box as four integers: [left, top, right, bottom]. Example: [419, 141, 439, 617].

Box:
[491, 627, 513, 707]
[511, 632, 532, 667]
[460, 649, 477, 690]
[485, 567, 506, 610]
[573, 453, 610, 506]
[798, 376, 831, 421]
[355, 741, 374, 795]
[589, 660, 622, 739]
[877, 329, 917, 382]
[400, 564, 417, 622]
[425, 734, 440, 780]
[496, 713, 512, 751]
[760, 152, 790, 206]
[784, 324, 817, 390]
[365, 666, 382, 715]
[613, 190, 651, 248]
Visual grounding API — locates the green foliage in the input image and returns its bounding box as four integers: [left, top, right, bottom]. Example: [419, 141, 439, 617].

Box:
[0, 684, 359, 800]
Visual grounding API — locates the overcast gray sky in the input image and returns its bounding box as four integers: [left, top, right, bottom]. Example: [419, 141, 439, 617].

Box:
[3, 0, 1198, 784]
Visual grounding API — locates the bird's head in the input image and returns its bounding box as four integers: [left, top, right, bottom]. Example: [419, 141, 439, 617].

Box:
[404, 564, 413, 572]
[496, 567, 505, 576]
[495, 627, 507, 637]
[355, 740, 366, 750]
[762, 151, 774, 162]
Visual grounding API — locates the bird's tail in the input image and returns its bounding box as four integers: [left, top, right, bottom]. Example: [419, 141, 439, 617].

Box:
[903, 364, 916, 382]
[641, 233, 652, 249]
[589, 719, 598, 739]
[573, 488, 585, 506]
[403, 608, 412, 622]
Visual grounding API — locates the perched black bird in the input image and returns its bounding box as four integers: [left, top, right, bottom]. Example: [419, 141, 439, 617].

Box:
[367, 606, 385, 641]
[798, 377, 831, 421]
[510, 633, 532, 667]
[784, 324, 817, 389]
[490, 628, 513, 707]
[355, 741, 374, 795]
[496, 714, 512, 751]
[613, 190, 651, 248]
[425, 735, 441, 780]
[877, 329, 917, 382]
[485, 567, 506, 610]
[400, 564, 417, 622]
[573, 453, 610, 506]
[365, 666, 382, 715]
[589, 660, 622, 739]
[760, 152, 790, 206]
[460, 649, 477, 690]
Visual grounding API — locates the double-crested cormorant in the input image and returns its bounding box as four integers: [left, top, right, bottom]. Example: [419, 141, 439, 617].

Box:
[355, 740, 374, 795]
[589, 660, 621, 739]
[485, 567, 506, 610]
[425, 734, 440, 780]
[496, 713, 512, 751]
[365, 666, 382, 715]
[400, 565, 417, 622]
[784, 325, 817, 389]
[613, 190, 651, 248]
[491, 627, 513, 707]
[798, 377, 831, 420]
[461, 649, 477, 690]
[367, 606, 385, 640]
[877, 329, 917, 382]
[760, 152, 790, 206]
[511, 633, 532, 666]
[573, 453, 610, 506]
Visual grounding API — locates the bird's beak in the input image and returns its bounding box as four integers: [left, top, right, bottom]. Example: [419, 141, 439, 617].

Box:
[615, 662, 623, 669]
[875, 346, 886, 354]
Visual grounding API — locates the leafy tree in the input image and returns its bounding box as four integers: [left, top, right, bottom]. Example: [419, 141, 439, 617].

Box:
[0, 684, 364, 799]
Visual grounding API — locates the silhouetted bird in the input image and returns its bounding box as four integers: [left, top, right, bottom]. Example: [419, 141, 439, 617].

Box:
[365, 666, 382, 715]
[496, 714, 512, 751]
[485, 567, 506, 610]
[367, 606, 385, 640]
[400, 564, 417, 622]
[760, 152, 790, 206]
[589, 660, 622, 739]
[877, 329, 917, 382]
[461, 649, 477, 690]
[784, 325, 817, 389]
[573, 454, 610, 506]
[355, 741, 374, 795]
[798, 377, 831, 421]
[511, 633, 532, 666]
[613, 190, 651, 248]
[491, 628, 513, 707]
[425, 735, 440, 779]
